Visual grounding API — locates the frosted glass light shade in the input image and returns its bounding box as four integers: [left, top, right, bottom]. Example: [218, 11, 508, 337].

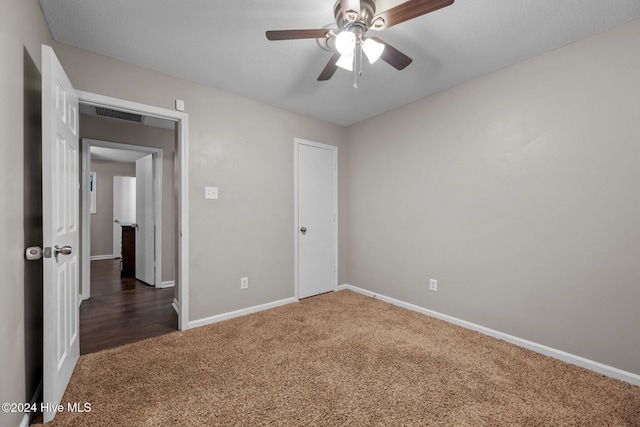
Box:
[335, 31, 356, 55]
[336, 52, 354, 71]
[362, 38, 385, 64]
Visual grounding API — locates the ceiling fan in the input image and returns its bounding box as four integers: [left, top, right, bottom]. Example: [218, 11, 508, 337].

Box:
[266, 0, 455, 83]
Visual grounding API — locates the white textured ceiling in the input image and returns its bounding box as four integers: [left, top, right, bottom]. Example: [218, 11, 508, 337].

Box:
[39, 0, 640, 126]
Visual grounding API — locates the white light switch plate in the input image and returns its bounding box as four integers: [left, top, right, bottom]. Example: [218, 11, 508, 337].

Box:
[205, 186, 218, 200]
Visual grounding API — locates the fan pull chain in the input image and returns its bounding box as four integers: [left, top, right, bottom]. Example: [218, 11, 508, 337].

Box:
[353, 44, 361, 89]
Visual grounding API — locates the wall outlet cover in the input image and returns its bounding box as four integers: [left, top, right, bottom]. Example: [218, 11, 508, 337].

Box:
[429, 279, 437, 292]
[205, 186, 218, 200]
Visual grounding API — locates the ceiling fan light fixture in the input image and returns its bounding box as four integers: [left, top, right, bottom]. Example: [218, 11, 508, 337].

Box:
[266, 0, 457, 82]
[336, 52, 355, 71]
[335, 31, 356, 55]
[362, 38, 385, 64]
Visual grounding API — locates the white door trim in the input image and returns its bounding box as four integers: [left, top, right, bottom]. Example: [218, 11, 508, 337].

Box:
[77, 90, 190, 331]
[81, 138, 163, 298]
[293, 138, 338, 300]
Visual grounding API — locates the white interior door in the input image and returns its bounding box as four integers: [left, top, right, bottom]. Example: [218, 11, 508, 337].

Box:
[112, 176, 136, 257]
[42, 45, 80, 423]
[135, 154, 155, 285]
[296, 140, 337, 299]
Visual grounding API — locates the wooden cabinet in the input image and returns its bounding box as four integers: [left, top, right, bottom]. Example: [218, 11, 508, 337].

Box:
[121, 225, 136, 277]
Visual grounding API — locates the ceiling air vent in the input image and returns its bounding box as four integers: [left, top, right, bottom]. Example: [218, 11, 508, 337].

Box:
[94, 106, 144, 123]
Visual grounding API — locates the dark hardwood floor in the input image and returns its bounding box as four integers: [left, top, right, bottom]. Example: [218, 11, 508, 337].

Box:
[80, 259, 177, 355]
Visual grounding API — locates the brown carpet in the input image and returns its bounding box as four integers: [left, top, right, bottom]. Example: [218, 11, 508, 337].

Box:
[34, 290, 640, 426]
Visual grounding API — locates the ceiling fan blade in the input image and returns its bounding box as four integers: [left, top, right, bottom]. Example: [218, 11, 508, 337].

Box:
[318, 53, 341, 81]
[340, 0, 361, 21]
[266, 29, 331, 41]
[370, 37, 413, 70]
[373, 0, 454, 29]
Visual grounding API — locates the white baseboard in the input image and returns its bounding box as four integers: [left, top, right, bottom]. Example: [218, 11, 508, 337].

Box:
[188, 297, 297, 329]
[172, 298, 179, 316]
[337, 284, 640, 387]
[160, 280, 175, 288]
[19, 380, 42, 427]
[90, 254, 116, 261]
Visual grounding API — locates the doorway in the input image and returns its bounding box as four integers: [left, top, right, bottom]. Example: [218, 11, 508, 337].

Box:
[77, 91, 190, 330]
[80, 125, 174, 354]
[294, 138, 338, 299]
[82, 138, 165, 294]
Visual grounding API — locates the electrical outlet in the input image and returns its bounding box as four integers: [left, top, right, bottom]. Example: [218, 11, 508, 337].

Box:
[240, 277, 249, 290]
[429, 279, 437, 292]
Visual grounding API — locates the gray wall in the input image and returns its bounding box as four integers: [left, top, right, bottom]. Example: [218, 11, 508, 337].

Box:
[82, 114, 177, 282]
[0, 1, 52, 426]
[89, 160, 136, 257]
[346, 19, 640, 375]
[51, 40, 349, 321]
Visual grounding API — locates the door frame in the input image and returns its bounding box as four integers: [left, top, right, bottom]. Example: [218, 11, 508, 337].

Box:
[77, 90, 190, 330]
[293, 138, 338, 300]
[81, 138, 164, 297]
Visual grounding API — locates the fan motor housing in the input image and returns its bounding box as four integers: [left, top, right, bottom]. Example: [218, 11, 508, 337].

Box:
[334, 0, 377, 31]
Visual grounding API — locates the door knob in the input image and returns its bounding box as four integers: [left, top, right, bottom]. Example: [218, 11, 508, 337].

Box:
[300, 227, 307, 234]
[54, 245, 72, 256]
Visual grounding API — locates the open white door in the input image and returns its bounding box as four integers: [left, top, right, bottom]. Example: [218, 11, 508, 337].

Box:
[135, 154, 155, 285]
[42, 45, 80, 423]
[295, 139, 338, 299]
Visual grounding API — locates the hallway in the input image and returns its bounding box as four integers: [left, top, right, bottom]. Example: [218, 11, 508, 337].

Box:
[80, 259, 177, 354]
